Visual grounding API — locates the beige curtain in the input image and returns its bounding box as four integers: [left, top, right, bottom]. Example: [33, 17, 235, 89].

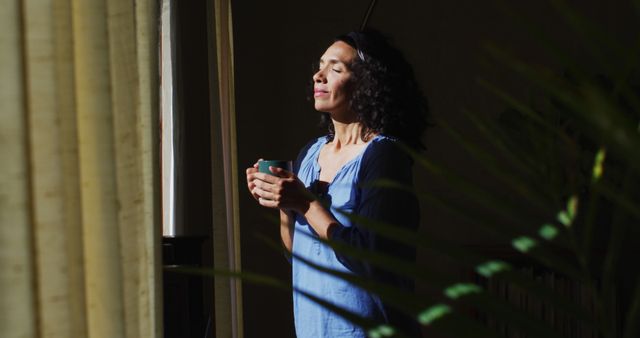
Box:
[0, 0, 161, 337]
[207, 1, 244, 338]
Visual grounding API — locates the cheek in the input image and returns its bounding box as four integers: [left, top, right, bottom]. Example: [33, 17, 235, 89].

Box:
[332, 79, 352, 100]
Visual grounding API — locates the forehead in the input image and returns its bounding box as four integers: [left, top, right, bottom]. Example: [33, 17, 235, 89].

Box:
[319, 40, 357, 64]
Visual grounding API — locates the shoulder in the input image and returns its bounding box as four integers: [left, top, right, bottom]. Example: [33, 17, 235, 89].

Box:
[294, 136, 328, 172]
[302, 136, 328, 153]
[362, 135, 413, 167]
[297, 136, 327, 160]
[358, 135, 414, 182]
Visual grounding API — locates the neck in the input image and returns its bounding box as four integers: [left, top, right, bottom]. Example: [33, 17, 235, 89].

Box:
[331, 119, 368, 146]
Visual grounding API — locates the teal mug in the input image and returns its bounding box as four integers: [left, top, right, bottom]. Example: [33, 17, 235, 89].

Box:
[258, 160, 293, 176]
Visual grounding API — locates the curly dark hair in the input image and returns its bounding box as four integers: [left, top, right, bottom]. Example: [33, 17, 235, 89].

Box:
[316, 29, 430, 150]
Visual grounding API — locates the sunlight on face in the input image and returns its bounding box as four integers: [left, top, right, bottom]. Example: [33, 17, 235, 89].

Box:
[312, 41, 357, 118]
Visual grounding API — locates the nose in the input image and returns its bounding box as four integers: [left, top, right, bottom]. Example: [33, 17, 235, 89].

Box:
[313, 67, 326, 83]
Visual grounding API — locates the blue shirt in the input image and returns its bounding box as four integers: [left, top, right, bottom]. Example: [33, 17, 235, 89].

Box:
[291, 135, 420, 338]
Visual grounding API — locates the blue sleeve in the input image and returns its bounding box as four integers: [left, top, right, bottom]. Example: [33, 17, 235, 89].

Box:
[331, 140, 421, 334]
[284, 138, 321, 264]
[330, 140, 419, 282]
[293, 138, 320, 175]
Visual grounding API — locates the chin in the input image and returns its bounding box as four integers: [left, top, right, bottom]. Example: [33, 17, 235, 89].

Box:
[314, 103, 332, 113]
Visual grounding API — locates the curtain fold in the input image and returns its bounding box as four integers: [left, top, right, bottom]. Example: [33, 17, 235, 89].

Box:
[0, 0, 161, 337]
[208, 0, 244, 337]
[0, 2, 36, 337]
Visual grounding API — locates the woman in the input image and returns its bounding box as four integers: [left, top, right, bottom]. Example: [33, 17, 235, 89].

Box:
[246, 29, 428, 337]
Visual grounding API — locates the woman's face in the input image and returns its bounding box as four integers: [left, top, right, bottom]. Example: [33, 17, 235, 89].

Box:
[312, 41, 357, 117]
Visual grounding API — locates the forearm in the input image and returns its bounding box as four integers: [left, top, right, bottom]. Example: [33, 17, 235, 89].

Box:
[301, 200, 340, 240]
[279, 201, 337, 254]
[280, 210, 294, 252]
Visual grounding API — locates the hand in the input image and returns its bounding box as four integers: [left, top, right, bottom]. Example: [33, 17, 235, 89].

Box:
[245, 159, 262, 201]
[249, 166, 311, 213]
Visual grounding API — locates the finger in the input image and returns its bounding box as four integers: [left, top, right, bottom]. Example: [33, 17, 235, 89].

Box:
[248, 170, 257, 180]
[246, 172, 258, 184]
[249, 179, 269, 198]
[253, 158, 264, 168]
[270, 166, 294, 178]
[247, 182, 260, 200]
[246, 167, 258, 175]
[253, 187, 276, 201]
[251, 179, 263, 190]
[253, 172, 280, 184]
[253, 179, 278, 193]
[258, 197, 278, 208]
[248, 171, 265, 185]
[250, 190, 260, 201]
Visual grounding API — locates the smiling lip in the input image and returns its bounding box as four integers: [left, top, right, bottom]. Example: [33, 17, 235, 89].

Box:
[314, 89, 328, 97]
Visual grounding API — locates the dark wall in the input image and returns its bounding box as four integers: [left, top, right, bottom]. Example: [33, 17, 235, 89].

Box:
[231, 1, 636, 337]
[233, 3, 370, 337]
[166, 1, 214, 337]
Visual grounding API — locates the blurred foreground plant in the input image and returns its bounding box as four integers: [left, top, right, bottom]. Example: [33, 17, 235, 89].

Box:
[168, 1, 640, 337]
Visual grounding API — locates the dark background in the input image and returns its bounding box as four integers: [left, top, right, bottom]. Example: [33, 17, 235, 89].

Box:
[171, 1, 637, 337]
[232, 1, 636, 337]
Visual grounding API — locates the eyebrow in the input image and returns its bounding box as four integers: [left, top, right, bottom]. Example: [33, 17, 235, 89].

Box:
[318, 58, 346, 66]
